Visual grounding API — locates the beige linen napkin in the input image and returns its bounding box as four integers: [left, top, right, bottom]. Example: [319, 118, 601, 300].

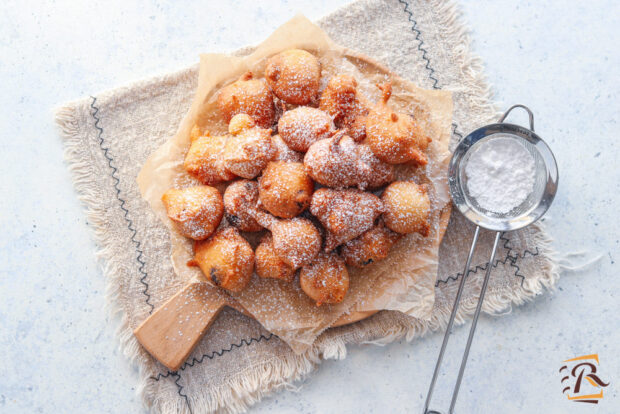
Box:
[55, 0, 559, 412]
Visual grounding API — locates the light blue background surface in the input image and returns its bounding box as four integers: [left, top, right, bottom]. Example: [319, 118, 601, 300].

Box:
[0, 1, 618, 412]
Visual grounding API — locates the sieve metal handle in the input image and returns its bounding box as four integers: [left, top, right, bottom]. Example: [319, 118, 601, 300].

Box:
[423, 229, 502, 414]
[498, 104, 535, 131]
[424, 103, 539, 413]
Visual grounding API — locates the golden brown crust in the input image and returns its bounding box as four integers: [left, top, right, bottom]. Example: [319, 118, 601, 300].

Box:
[170, 49, 447, 307]
[304, 132, 359, 188]
[255, 234, 295, 282]
[271, 134, 304, 162]
[304, 132, 393, 190]
[365, 82, 431, 165]
[299, 252, 349, 306]
[223, 114, 275, 179]
[382, 181, 431, 235]
[310, 188, 384, 251]
[319, 74, 369, 142]
[184, 135, 236, 185]
[270, 217, 321, 269]
[277, 106, 334, 152]
[265, 49, 321, 105]
[341, 221, 401, 267]
[217, 71, 276, 128]
[258, 161, 314, 219]
[356, 143, 395, 189]
[193, 227, 254, 293]
[251, 210, 321, 269]
[162, 186, 224, 241]
[223, 180, 263, 232]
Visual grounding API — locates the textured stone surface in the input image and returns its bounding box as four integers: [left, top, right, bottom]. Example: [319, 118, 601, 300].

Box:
[0, 0, 618, 413]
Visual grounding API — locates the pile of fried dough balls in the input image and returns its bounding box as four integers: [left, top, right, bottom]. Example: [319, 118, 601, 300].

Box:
[162, 49, 433, 306]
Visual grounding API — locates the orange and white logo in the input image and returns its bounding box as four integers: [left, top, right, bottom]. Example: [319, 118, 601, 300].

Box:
[560, 354, 610, 404]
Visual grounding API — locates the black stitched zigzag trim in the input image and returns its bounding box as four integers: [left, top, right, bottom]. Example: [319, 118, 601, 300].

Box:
[173, 373, 192, 414]
[179, 333, 275, 371]
[452, 123, 464, 140]
[508, 247, 541, 287]
[513, 247, 540, 260]
[435, 233, 511, 287]
[436, 235, 541, 289]
[501, 232, 542, 288]
[148, 372, 192, 412]
[499, 233, 538, 288]
[149, 333, 275, 379]
[398, 0, 466, 143]
[90, 96, 155, 314]
[436, 252, 520, 287]
[398, 0, 440, 89]
[150, 371, 174, 382]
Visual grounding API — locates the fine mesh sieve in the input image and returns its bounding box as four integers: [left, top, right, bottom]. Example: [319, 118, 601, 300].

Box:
[460, 136, 544, 217]
[448, 107, 558, 231]
[423, 105, 558, 414]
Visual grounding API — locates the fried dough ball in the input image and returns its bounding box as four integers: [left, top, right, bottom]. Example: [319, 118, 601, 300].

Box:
[255, 234, 295, 282]
[252, 210, 321, 269]
[357, 143, 395, 189]
[258, 161, 314, 219]
[382, 181, 431, 236]
[277, 107, 334, 152]
[223, 114, 275, 179]
[184, 134, 236, 185]
[217, 71, 275, 128]
[190, 227, 254, 293]
[269, 218, 321, 268]
[265, 49, 321, 105]
[161, 186, 224, 240]
[271, 134, 304, 162]
[341, 221, 401, 267]
[299, 252, 349, 306]
[319, 74, 369, 142]
[366, 82, 432, 165]
[310, 188, 384, 251]
[223, 180, 263, 232]
[304, 132, 358, 188]
[304, 131, 394, 190]
[319, 74, 356, 122]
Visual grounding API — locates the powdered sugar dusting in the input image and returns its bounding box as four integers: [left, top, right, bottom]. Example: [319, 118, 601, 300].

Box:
[269, 217, 321, 269]
[299, 252, 349, 305]
[310, 188, 384, 250]
[465, 137, 535, 214]
[304, 133, 393, 190]
[278, 106, 334, 152]
[162, 186, 223, 240]
[341, 221, 400, 267]
[304, 133, 358, 188]
[223, 127, 276, 179]
[265, 49, 321, 105]
[217, 72, 276, 128]
[271, 134, 304, 162]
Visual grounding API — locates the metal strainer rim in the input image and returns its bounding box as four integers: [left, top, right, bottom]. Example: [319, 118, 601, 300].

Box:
[448, 121, 558, 232]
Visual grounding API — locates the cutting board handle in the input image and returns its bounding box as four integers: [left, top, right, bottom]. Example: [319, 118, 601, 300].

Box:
[134, 282, 228, 371]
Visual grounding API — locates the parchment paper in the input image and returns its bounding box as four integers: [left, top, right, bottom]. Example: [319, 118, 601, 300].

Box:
[137, 15, 453, 353]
